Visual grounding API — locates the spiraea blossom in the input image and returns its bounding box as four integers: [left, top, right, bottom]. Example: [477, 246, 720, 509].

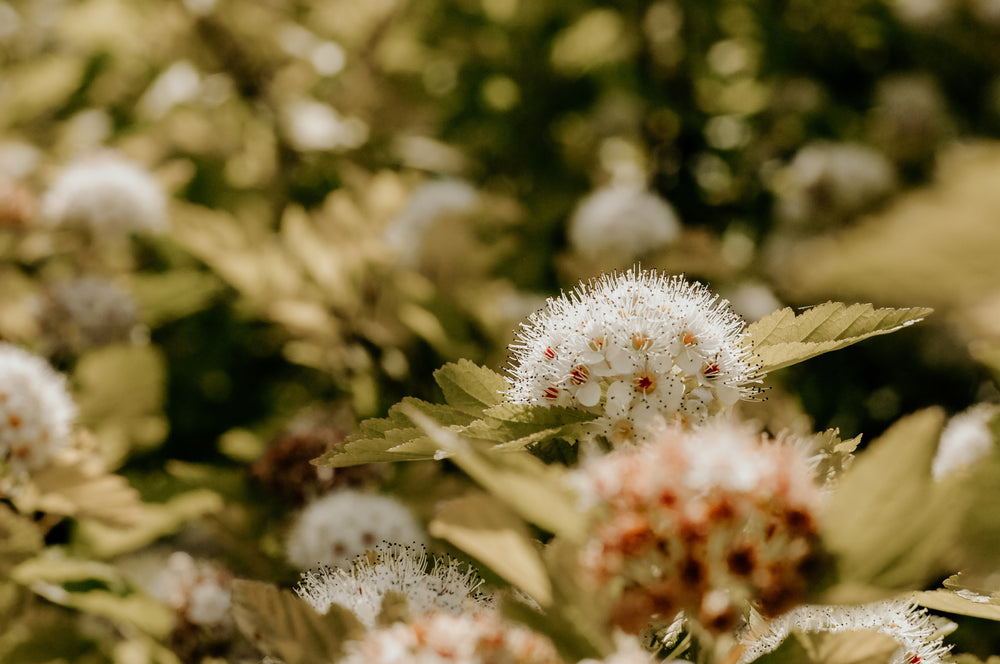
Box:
[40, 153, 168, 236]
[506, 268, 759, 442]
[931, 403, 998, 480]
[567, 185, 681, 264]
[285, 489, 426, 570]
[737, 599, 952, 664]
[295, 543, 493, 628]
[570, 422, 827, 634]
[145, 551, 234, 629]
[0, 343, 77, 481]
[339, 610, 563, 664]
[774, 141, 897, 229]
[34, 277, 140, 352]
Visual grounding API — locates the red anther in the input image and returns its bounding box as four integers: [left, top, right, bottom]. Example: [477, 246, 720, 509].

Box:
[570, 365, 590, 384]
[543, 346, 556, 359]
[909, 657, 920, 664]
[702, 363, 720, 379]
[543, 386, 560, 401]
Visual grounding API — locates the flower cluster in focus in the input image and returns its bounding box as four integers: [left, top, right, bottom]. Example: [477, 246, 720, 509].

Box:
[506, 268, 760, 443]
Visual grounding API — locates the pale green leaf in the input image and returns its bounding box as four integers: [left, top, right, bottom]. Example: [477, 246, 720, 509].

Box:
[403, 406, 587, 541]
[913, 589, 1000, 621]
[231, 579, 363, 664]
[821, 408, 950, 592]
[74, 489, 224, 558]
[433, 360, 508, 416]
[746, 303, 932, 373]
[14, 457, 143, 527]
[0, 504, 42, 575]
[748, 630, 900, 664]
[430, 492, 553, 605]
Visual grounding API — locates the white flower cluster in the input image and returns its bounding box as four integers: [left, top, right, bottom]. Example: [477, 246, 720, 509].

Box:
[0, 343, 76, 479]
[339, 610, 563, 664]
[146, 551, 233, 628]
[567, 185, 681, 263]
[737, 599, 952, 664]
[40, 153, 168, 236]
[35, 277, 139, 351]
[775, 141, 896, 228]
[295, 543, 493, 628]
[506, 268, 759, 442]
[383, 179, 480, 268]
[285, 489, 426, 570]
[931, 403, 997, 480]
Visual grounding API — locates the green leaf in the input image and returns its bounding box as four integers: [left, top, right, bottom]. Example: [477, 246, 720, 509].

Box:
[12, 555, 175, 638]
[403, 406, 588, 542]
[804, 429, 862, 485]
[231, 579, 363, 664]
[131, 269, 225, 328]
[430, 492, 553, 605]
[375, 590, 411, 628]
[0, 504, 42, 576]
[314, 397, 474, 467]
[821, 408, 951, 594]
[747, 630, 900, 664]
[746, 303, 932, 373]
[14, 456, 143, 527]
[433, 360, 508, 416]
[913, 589, 1000, 621]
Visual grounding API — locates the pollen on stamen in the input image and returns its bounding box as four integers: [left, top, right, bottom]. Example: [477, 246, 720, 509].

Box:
[682, 331, 698, 346]
[570, 365, 590, 385]
[633, 372, 657, 395]
[543, 386, 561, 401]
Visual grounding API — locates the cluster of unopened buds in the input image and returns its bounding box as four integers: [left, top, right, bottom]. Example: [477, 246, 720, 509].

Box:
[571, 422, 827, 634]
[506, 268, 760, 443]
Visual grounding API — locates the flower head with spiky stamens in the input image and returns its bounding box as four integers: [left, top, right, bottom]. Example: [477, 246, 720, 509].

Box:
[340, 610, 563, 664]
[295, 543, 493, 629]
[737, 599, 953, 664]
[506, 268, 760, 443]
[0, 343, 77, 484]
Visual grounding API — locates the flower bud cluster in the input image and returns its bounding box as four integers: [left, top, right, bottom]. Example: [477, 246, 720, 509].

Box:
[571, 422, 826, 634]
[506, 268, 759, 443]
[340, 610, 563, 664]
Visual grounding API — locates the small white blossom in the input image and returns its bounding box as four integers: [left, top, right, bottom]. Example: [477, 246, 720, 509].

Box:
[40, 153, 169, 236]
[340, 610, 562, 664]
[33, 277, 140, 352]
[283, 99, 368, 152]
[0, 343, 76, 480]
[295, 543, 493, 628]
[383, 179, 480, 267]
[567, 185, 681, 263]
[931, 404, 997, 480]
[506, 268, 759, 442]
[144, 551, 233, 629]
[285, 489, 426, 571]
[737, 599, 953, 664]
[775, 141, 896, 228]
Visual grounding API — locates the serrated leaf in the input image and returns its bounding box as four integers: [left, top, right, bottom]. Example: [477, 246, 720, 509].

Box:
[314, 398, 474, 468]
[433, 360, 508, 416]
[404, 406, 587, 542]
[746, 303, 932, 373]
[14, 458, 142, 527]
[804, 429, 861, 485]
[467, 403, 599, 444]
[231, 579, 363, 664]
[821, 408, 951, 593]
[430, 492, 552, 605]
[913, 589, 1000, 621]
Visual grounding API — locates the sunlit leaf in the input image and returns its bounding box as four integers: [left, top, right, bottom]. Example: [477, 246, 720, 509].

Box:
[430, 492, 553, 605]
[433, 359, 508, 416]
[748, 630, 900, 664]
[913, 588, 1000, 621]
[821, 408, 951, 594]
[15, 457, 143, 527]
[746, 303, 932, 373]
[231, 579, 363, 664]
[404, 406, 587, 541]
